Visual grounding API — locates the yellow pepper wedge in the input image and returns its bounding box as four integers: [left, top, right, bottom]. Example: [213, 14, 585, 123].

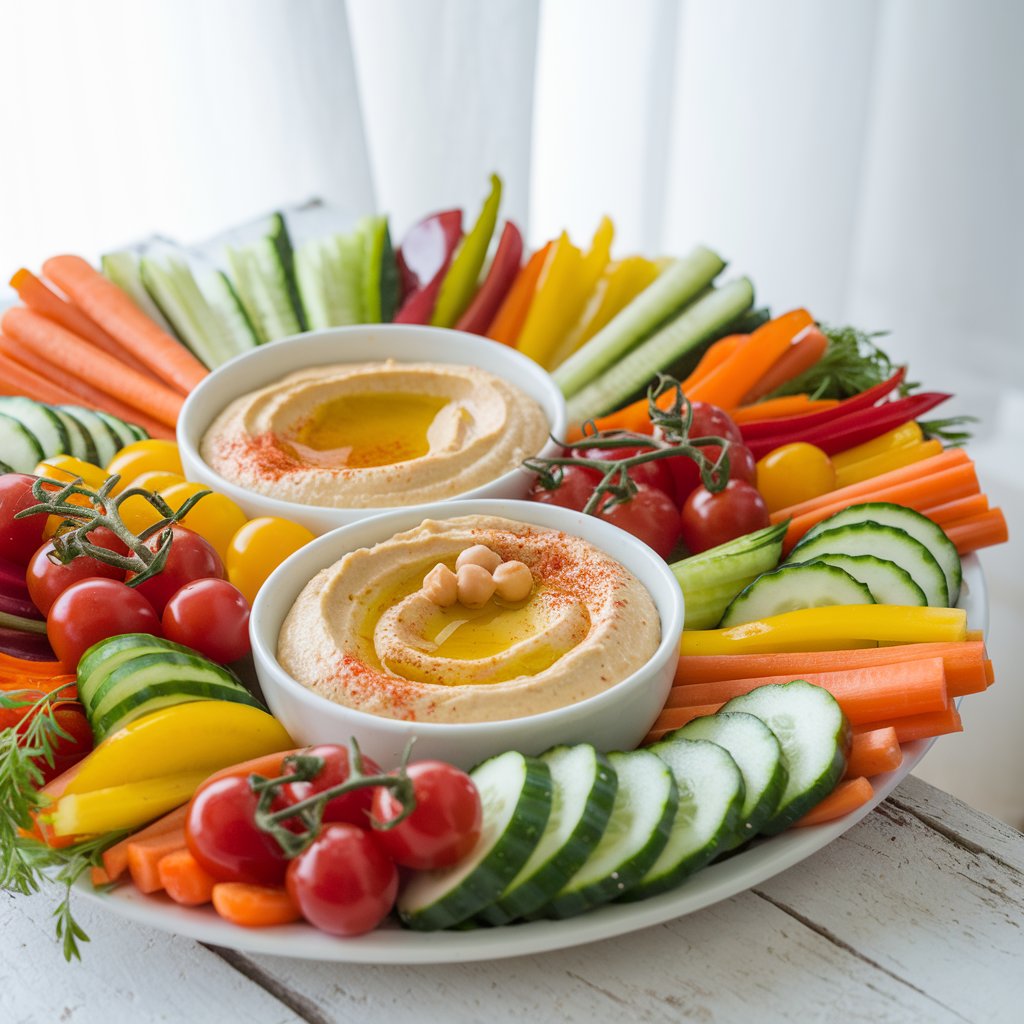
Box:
[834, 439, 944, 489]
[831, 422, 924, 470]
[515, 217, 614, 368]
[51, 771, 210, 836]
[62, 701, 293, 797]
[681, 605, 968, 656]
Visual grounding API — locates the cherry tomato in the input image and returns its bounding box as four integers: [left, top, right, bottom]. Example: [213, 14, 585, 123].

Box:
[126, 525, 225, 615]
[186, 774, 290, 886]
[46, 578, 160, 668]
[115, 471, 188, 536]
[655, 402, 743, 503]
[161, 579, 251, 663]
[570, 440, 676, 507]
[106, 439, 183, 483]
[226, 517, 317, 606]
[0, 474, 47, 565]
[598, 483, 683, 560]
[680, 479, 770, 554]
[528, 465, 600, 513]
[726, 443, 758, 485]
[131, 470, 188, 493]
[33, 455, 113, 492]
[280, 745, 382, 828]
[371, 760, 482, 870]
[26, 528, 127, 615]
[286, 824, 398, 936]
[756, 443, 836, 513]
[160, 483, 248, 562]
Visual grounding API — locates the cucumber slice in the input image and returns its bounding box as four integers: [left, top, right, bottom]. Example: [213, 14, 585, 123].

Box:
[672, 522, 788, 630]
[268, 212, 307, 332]
[203, 271, 260, 360]
[360, 215, 399, 323]
[672, 711, 788, 844]
[77, 633, 197, 713]
[541, 749, 677, 919]
[295, 239, 333, 331]
[57, 406, 121, 468]
[93, 411, 141, 451]
[720, 562, 874, 627]
[801, 553, 926, 607]
[620, 738, 744, 901]
[0, 397, 68, 459]
[227, 241, 303, 342]
[102, 251, 180, 338]
[47, 406, 99, 464]
[397, 751, 552, 931]
[95, 685, 262, 742]
[721, 681, 851, 835]
[788, 521, 948, 607]
[480, 744, 618, 925]
[0, 411, 44, 472]
[125, 423, 148, 442]
[799, 502, 962, 606]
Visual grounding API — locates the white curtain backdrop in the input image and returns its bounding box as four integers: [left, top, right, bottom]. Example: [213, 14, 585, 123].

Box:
[1, 0, 1021, 822]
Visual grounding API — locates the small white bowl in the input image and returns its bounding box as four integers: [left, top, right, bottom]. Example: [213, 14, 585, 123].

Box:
[250, 499, 685, 770]
[177, 326, 567, 534]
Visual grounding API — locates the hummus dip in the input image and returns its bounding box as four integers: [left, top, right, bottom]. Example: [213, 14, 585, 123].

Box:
[277, 515, 661, 723]
[199, 360, 549, 508]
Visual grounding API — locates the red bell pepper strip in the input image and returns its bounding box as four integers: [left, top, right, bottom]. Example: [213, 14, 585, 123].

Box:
[745, 392, 952, 459]
[454, 221, 524, 335]
[396, 210, 463, 299]
[740, 367, 907, 439]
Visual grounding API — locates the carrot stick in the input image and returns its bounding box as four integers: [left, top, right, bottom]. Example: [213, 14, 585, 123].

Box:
[0, 348, 87, 406]
[0, 652, 66, 676]
[832, 438, 944, 490]
[43, 255, 207, 393]
[742, 326, 829, 404]
[844, 727, 902, 779]
[674, 641, 990, 699]
[682, 334, 747, 390]
[794, 777, 873, 827]
[943, 508, 1008, 554]
[732, 396, 840, 424]
[211, 883, 302, 928]
[101, 805, 190, 881]
[925, 494, 990, 527]
[856, 704, 963, 744]
[0, 333, 174, 440]
[10, 269, 163, 384]
[486, 243, 551, 346]
[1, 307, 183, 429]
[128, 830, 188, 894]
[158, 848, 217, 906]
[666, 658, 948, 726]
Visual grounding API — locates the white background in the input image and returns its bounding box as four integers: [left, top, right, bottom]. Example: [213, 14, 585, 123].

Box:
[0, 0, 1021, 824]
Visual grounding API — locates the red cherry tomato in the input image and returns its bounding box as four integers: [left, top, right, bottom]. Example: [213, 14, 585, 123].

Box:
[570, 440, 676, 508]
[126, 525, 225, 615]
[280, 745, 382, 828]
[0, 474, 47, 565]
[286, 824, 398, 936]
[186, 775, 290, 886]
[597, 483, 683, 560]
[370, 760, 482, 870]
[655, 402, 743, 503]
[528, 464, 601, 513]
[26, 531, 125, 616]
[46, 578, 161, 669]
[680, 479, 770, 554]
[725, 443, 758, 485]
[161, 578, 251, 663]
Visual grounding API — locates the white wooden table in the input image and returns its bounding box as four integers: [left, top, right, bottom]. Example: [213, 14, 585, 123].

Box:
[3, 776, 1022, 1023]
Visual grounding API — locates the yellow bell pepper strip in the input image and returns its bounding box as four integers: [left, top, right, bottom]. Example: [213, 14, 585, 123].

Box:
[516, 217, 615, 369]
[50, 770, 210, 836]
[486, 242, 551, 346]
[681, 605, 968, 657]
[831, 421, 925, 471]
[547, 255, 660, 370]
[59, 701, 293, 797]
[834, 438, 944, 489]
[431, 173, 503, 328]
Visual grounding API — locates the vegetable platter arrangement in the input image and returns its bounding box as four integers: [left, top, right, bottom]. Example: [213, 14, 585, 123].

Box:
[0, 173, 1008, 962]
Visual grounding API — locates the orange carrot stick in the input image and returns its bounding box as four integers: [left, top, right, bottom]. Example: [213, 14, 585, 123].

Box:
[681, 334, 747, 391]
[212, 883, 302, 928]
[856, 704, 963, 744]
[0, 348, 85, 406]
[43, 255, 207, 393]
[0, 652, 66, 676]
[742, 326, 829, 404]
[1, 307, 182, 429]
[101, 805, 190, 881]
[732, 396, 840, 423]
[158, 848, 217, 906]
[673, 641, 990, 699]
[925, 494, 990, 527]
[844, 727, 902, 779]
[943, 508, 1008, 554]
[10, 269, 163, 384]
[794, 777, 873, 827]
[665, 658, 948, 726]
[487, 243, 551, 346]
[128, 830, 188, 894]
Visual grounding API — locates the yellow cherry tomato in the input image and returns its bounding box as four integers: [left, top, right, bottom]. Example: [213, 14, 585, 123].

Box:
[34, 455, 122, 538]
[160, 481, 248, 561]
[130, 470, 188, 493]
[106, 439, 183, 484]
[226, 517, 317, 605]
[755, 443, 836, 513]
[115, 471, 189, 538]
